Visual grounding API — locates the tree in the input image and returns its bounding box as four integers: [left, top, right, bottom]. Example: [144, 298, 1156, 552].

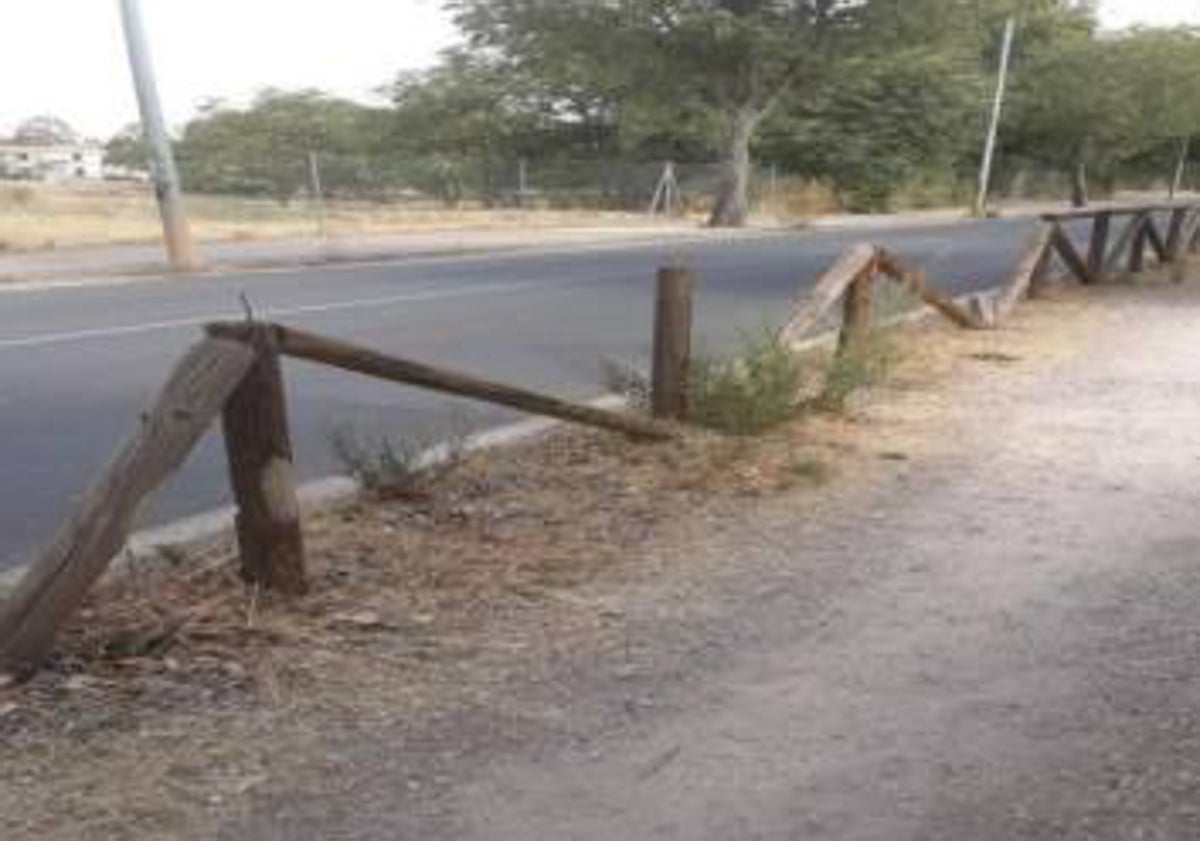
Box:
[1007, 24, 1200, 204]
[764, 46, 984, 211]
[12, 115, 78, 146]
[104, 123, 150, 171]
[175, 90, 388, 201]
[446, 0, 859, 227]
[386, 50, 545, 204]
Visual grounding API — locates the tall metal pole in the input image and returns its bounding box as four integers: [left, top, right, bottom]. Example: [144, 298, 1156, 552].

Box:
[118, 0, 196, 271]
[974, 17, 1017, 218]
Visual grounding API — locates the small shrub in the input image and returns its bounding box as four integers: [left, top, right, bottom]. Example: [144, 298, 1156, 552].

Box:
[687, 331, 809, 436]
[816, 334, 898, 413]
[327, 421, 468, 499]
[604, 331, 809, 436]
[600, 357, 651, 411]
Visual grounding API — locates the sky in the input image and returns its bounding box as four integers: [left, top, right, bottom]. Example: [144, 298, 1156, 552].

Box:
[0, 0, 1196, 141]
[0, 0, 457, 138]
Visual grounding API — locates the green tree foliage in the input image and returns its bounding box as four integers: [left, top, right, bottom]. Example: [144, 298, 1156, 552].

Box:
[174, 90, 388, 202]
[1008, 25, 1200, 204]
[447, 0, 861, 226]
[105, 1, 1200, 215]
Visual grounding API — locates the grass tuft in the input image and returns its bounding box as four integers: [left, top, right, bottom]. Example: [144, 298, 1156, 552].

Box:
[815, 333, 898, 413]
[327, 421, 468, 499]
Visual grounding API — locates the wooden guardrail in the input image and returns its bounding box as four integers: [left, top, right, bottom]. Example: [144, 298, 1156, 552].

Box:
[780, 202, 1200, 352]
[2, 200, 1197, 681]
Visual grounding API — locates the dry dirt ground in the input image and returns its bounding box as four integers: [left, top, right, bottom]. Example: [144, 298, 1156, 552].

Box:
[5, 272, 1200, 839]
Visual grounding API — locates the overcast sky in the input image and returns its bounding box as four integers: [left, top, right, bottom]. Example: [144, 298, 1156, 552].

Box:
[0, 0, 1195, 140]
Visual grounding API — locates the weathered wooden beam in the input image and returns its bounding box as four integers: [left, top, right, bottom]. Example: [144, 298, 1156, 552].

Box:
[1165, 207, 1189, 260]
[0, 338, 256, 680]
[778, 243, 878, 348]
[651, 267, 694, 421]
[994, 225, 1054, 319]
[1129, 218, 1148, 274]
[1104, 211, 1147, 274]
[1143, 216, 1168, 263]
[875, 250, 988, 330]
[837, 272, 874, 354]
[210, 323, 675, 442]
[1087, 212, 1111, 279]
[1041, 202, 1192, 222]
[219, 325, 307, 595]
[1050, 223, 1097, 285]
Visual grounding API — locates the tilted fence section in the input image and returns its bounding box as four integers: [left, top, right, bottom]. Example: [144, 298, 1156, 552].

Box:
[2, 200, 1198, 681]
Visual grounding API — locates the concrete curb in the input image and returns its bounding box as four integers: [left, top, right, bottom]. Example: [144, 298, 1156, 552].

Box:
[0, 397, 629, 593]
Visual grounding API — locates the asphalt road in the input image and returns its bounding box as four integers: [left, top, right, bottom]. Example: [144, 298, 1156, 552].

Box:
[0, 218, 1052, 569]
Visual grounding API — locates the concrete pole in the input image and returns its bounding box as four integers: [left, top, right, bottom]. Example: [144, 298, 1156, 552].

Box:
[974, 17, 1016, 218]
[118, 0, 196, 271]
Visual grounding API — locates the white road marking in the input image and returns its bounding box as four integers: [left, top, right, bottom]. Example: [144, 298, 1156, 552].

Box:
[0, 275, 595, 350]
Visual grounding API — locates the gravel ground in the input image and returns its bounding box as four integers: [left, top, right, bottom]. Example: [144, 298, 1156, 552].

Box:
[8, 275, 1200, 839]
[433, 279, 1200, 841]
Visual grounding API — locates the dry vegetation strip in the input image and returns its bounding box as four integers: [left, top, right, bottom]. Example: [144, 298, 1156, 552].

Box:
[0, 182, 680, 253]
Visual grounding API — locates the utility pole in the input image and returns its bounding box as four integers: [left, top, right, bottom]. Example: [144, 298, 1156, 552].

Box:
[118, 0, 196, 271]
[974, 16, 1017, 218]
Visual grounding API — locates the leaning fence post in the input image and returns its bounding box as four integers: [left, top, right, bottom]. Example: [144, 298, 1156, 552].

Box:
[1088, 211, 1111, 280]
[838, 263, 874, 354]
[216, 324, 308, 595]
[651, 266, 695, 421]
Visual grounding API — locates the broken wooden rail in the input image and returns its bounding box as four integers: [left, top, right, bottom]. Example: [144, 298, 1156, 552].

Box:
[0, 321, 675, 679]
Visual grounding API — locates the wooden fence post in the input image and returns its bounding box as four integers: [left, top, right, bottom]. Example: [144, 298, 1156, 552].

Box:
[838, 265, 874, 354]
[1049, 223, 1097, 285]
[217, 325, 308, 596]
[1088, 212, 1111, 279]
[651, 266, 695, 421]
[1166, 208, 1189, 261]
[0, 338, 256, 680]
[1129, 218, 1148, 275]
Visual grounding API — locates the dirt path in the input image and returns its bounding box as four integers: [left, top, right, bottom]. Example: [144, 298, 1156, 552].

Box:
[238, 280, 1200, 840]
[439, 282, 1200, 841]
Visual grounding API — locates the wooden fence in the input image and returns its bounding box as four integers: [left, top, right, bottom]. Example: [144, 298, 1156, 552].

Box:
[1, 201, 1197, 681]
[780, 202, 1200, 351]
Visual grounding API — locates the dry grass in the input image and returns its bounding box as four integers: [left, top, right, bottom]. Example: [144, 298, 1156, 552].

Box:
[0, 181, 684, 252]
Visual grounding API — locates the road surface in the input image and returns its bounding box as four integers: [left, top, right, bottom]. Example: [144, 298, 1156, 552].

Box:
[0, 218, 1054, 568]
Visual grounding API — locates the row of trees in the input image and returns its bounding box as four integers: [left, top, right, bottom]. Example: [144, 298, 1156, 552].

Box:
[103, 0, 1200, 225]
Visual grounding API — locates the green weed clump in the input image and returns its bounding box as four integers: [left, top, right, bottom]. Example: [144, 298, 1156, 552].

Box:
[327, 421, 467, 499]
[816, 335, 898, 413]
[686, 332, 809, 436]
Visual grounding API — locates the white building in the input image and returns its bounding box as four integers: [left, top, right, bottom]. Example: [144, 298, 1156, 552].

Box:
[0, 142, 105, 181]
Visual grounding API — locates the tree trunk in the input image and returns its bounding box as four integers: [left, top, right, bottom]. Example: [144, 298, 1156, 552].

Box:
[708, 109, 760, 229]
[1170, 136, 1191, 199]
[1070, 158, 1089, 208]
